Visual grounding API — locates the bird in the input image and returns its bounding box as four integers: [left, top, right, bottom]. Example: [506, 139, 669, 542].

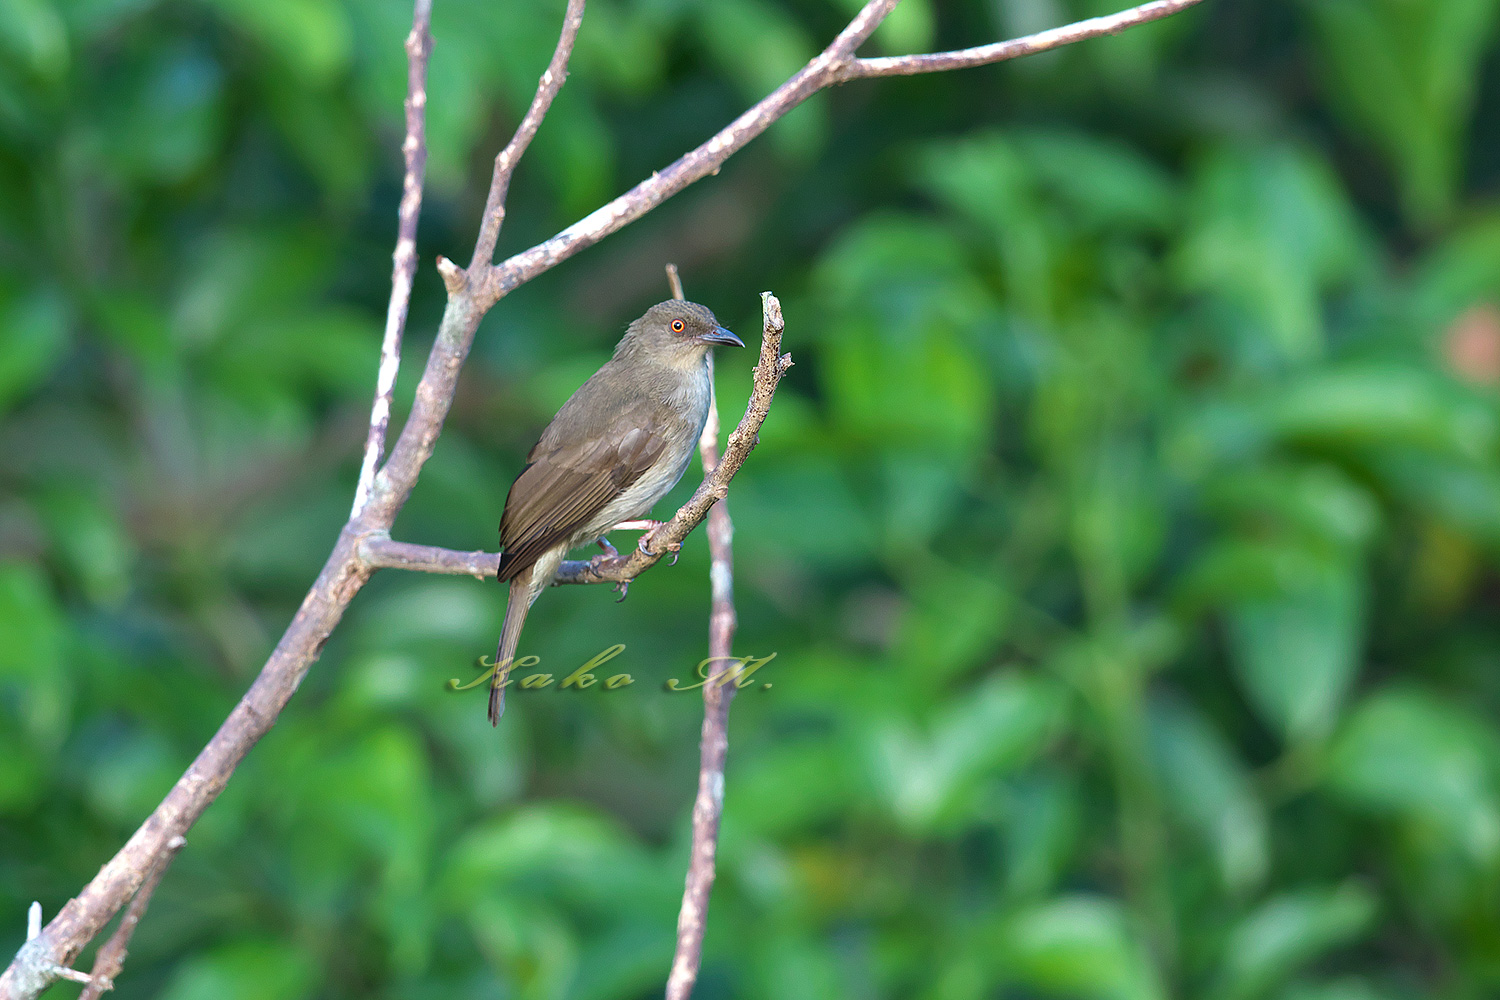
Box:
[489, 299, 744, 724]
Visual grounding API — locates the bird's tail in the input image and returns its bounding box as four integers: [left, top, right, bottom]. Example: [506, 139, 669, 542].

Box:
[490, 568, 534, 725]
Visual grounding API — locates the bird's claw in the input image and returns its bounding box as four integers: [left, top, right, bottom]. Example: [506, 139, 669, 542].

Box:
[614, 579, 630, 603]
[636, 534, 682, 564]
[597, 536, 618, 557]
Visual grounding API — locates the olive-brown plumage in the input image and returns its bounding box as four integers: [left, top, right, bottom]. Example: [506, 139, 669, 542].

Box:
[490, 300, 743, 723]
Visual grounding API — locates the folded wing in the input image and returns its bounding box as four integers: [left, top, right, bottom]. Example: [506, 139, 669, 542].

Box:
[497, 409, 671, 581]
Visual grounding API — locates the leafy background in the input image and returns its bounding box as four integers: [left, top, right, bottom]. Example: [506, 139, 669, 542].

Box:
[3, 0, 1500, 997]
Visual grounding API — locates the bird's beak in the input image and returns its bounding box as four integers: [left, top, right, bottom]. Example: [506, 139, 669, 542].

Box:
[697, 326, 744, 348]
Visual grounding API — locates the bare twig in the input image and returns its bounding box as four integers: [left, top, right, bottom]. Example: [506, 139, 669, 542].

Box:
[359, 539, 498, 579]
[472, 0, 1204, 310]
[359, 0, 593, 529]
[472, 0, 897, 310]
[662, 275, 747, 1000]
[2, 2, 1204, 996]
[77, 837, 186, 1000]
[352, 0, 435, 519]
[838, 0, 1203, 79]
[7, 906, 91, 997]
[468, 0, 588, 270]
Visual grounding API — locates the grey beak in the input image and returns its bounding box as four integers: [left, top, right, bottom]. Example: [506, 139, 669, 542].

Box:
[698, 326, 744, 348]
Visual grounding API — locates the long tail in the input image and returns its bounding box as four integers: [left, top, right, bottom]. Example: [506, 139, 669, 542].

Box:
[490, 567, 534, 725]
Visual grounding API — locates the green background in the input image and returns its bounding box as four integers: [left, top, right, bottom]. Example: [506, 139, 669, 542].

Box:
[4, 0, 1500, 997]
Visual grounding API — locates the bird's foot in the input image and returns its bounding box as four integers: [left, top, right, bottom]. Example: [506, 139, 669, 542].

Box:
[596, 535, 619, 557]
[614, 579, 630, 603]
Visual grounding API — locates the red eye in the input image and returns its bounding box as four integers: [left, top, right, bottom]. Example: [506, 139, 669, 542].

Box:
[671, 319, 685, 332]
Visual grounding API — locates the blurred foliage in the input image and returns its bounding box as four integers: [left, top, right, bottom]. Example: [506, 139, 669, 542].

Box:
[3, 0, 1500, 998]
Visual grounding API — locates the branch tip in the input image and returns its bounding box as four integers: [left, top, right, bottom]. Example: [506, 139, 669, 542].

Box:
[436, 255, 467, 295]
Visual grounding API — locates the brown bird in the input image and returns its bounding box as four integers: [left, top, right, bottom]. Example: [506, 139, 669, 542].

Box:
[490, 300, 743, 723]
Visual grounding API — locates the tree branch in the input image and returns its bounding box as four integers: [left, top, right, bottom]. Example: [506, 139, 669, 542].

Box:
[473, 0, 1204, 310]
[351, 0, 434, 519]
[358, 0, 591, 531]
[77, 837, 185, 1000]
[468, 0, 588, 271]
[837, 0, 1203, 79]
[1, 1, 1204, 995]
[472, 0, 898, 310]
[663, 273, 744, 1000]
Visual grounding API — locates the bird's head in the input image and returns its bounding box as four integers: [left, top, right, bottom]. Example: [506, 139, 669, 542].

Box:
[619, 300, 744, 363]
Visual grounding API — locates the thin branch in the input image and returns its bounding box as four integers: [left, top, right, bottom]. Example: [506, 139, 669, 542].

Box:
[362, 0, 591, 527]
[0, 528, 372, 1000]
[474, 0, 1204, 309]
[351, 0, 435, 519]
[473, 0, 900, 308]
[361, 539, 497, 579]
[6, 906, 91, 997]
[1, 2, 1204, 995]
[468, 0, 588, 271]
[838, 0, 1203, 79]
[77, 837, 185, 1000]
[663, 276, 744, 1000]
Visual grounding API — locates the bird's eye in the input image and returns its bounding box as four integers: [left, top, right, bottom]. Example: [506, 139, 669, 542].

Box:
[671, 319, 685, 333]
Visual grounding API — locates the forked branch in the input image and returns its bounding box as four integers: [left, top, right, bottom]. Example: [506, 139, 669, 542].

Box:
[352, 0, 434, 518]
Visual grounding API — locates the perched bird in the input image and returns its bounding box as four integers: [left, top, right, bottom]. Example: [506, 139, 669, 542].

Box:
[490, 300, 743, 723]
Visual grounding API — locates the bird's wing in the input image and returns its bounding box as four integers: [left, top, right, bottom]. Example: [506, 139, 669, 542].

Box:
[497, 404, 673, 581]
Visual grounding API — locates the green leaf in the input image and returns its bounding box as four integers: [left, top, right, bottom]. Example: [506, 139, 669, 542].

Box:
[0, 285, 67, 413]
[1149, 696, 1269, 893]
[467, 897, 579, 1000]
[999, 896, 1166, 1000]
[1327, 687, 1500, 864]
[0, 723, 42, 813]
[727, 739, 858, 836]
[1013, 131, 1178, 235]
[815, 213, 989, 335]
[1212, 885, 1377, 1000]
[36, 485, 133, 605]
[201, 0, 351, 82]
[1263, 363, 1498, 462]
[1226, 551, 1364, 744]
[1173, 146, 1365, 362]
[732, 457, 879, 565]
[869, 672, 1065, 831]
[1370, 451, 1500, 548]
[95, 41, 224, 183]
[1304, 0, 1500, 227]
[0, 0, 68, 82]
[1200, 462, 1380, 553]
[1410, 212, 1500, 322]
[891, 560, 1012, 683]
[159, 939, 319, 1000]
[439, 805, 660, 914]
[1001, 772, 1083, 901]
[1280, 980, 1398, 1000]
[0, 560, 64, 681]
